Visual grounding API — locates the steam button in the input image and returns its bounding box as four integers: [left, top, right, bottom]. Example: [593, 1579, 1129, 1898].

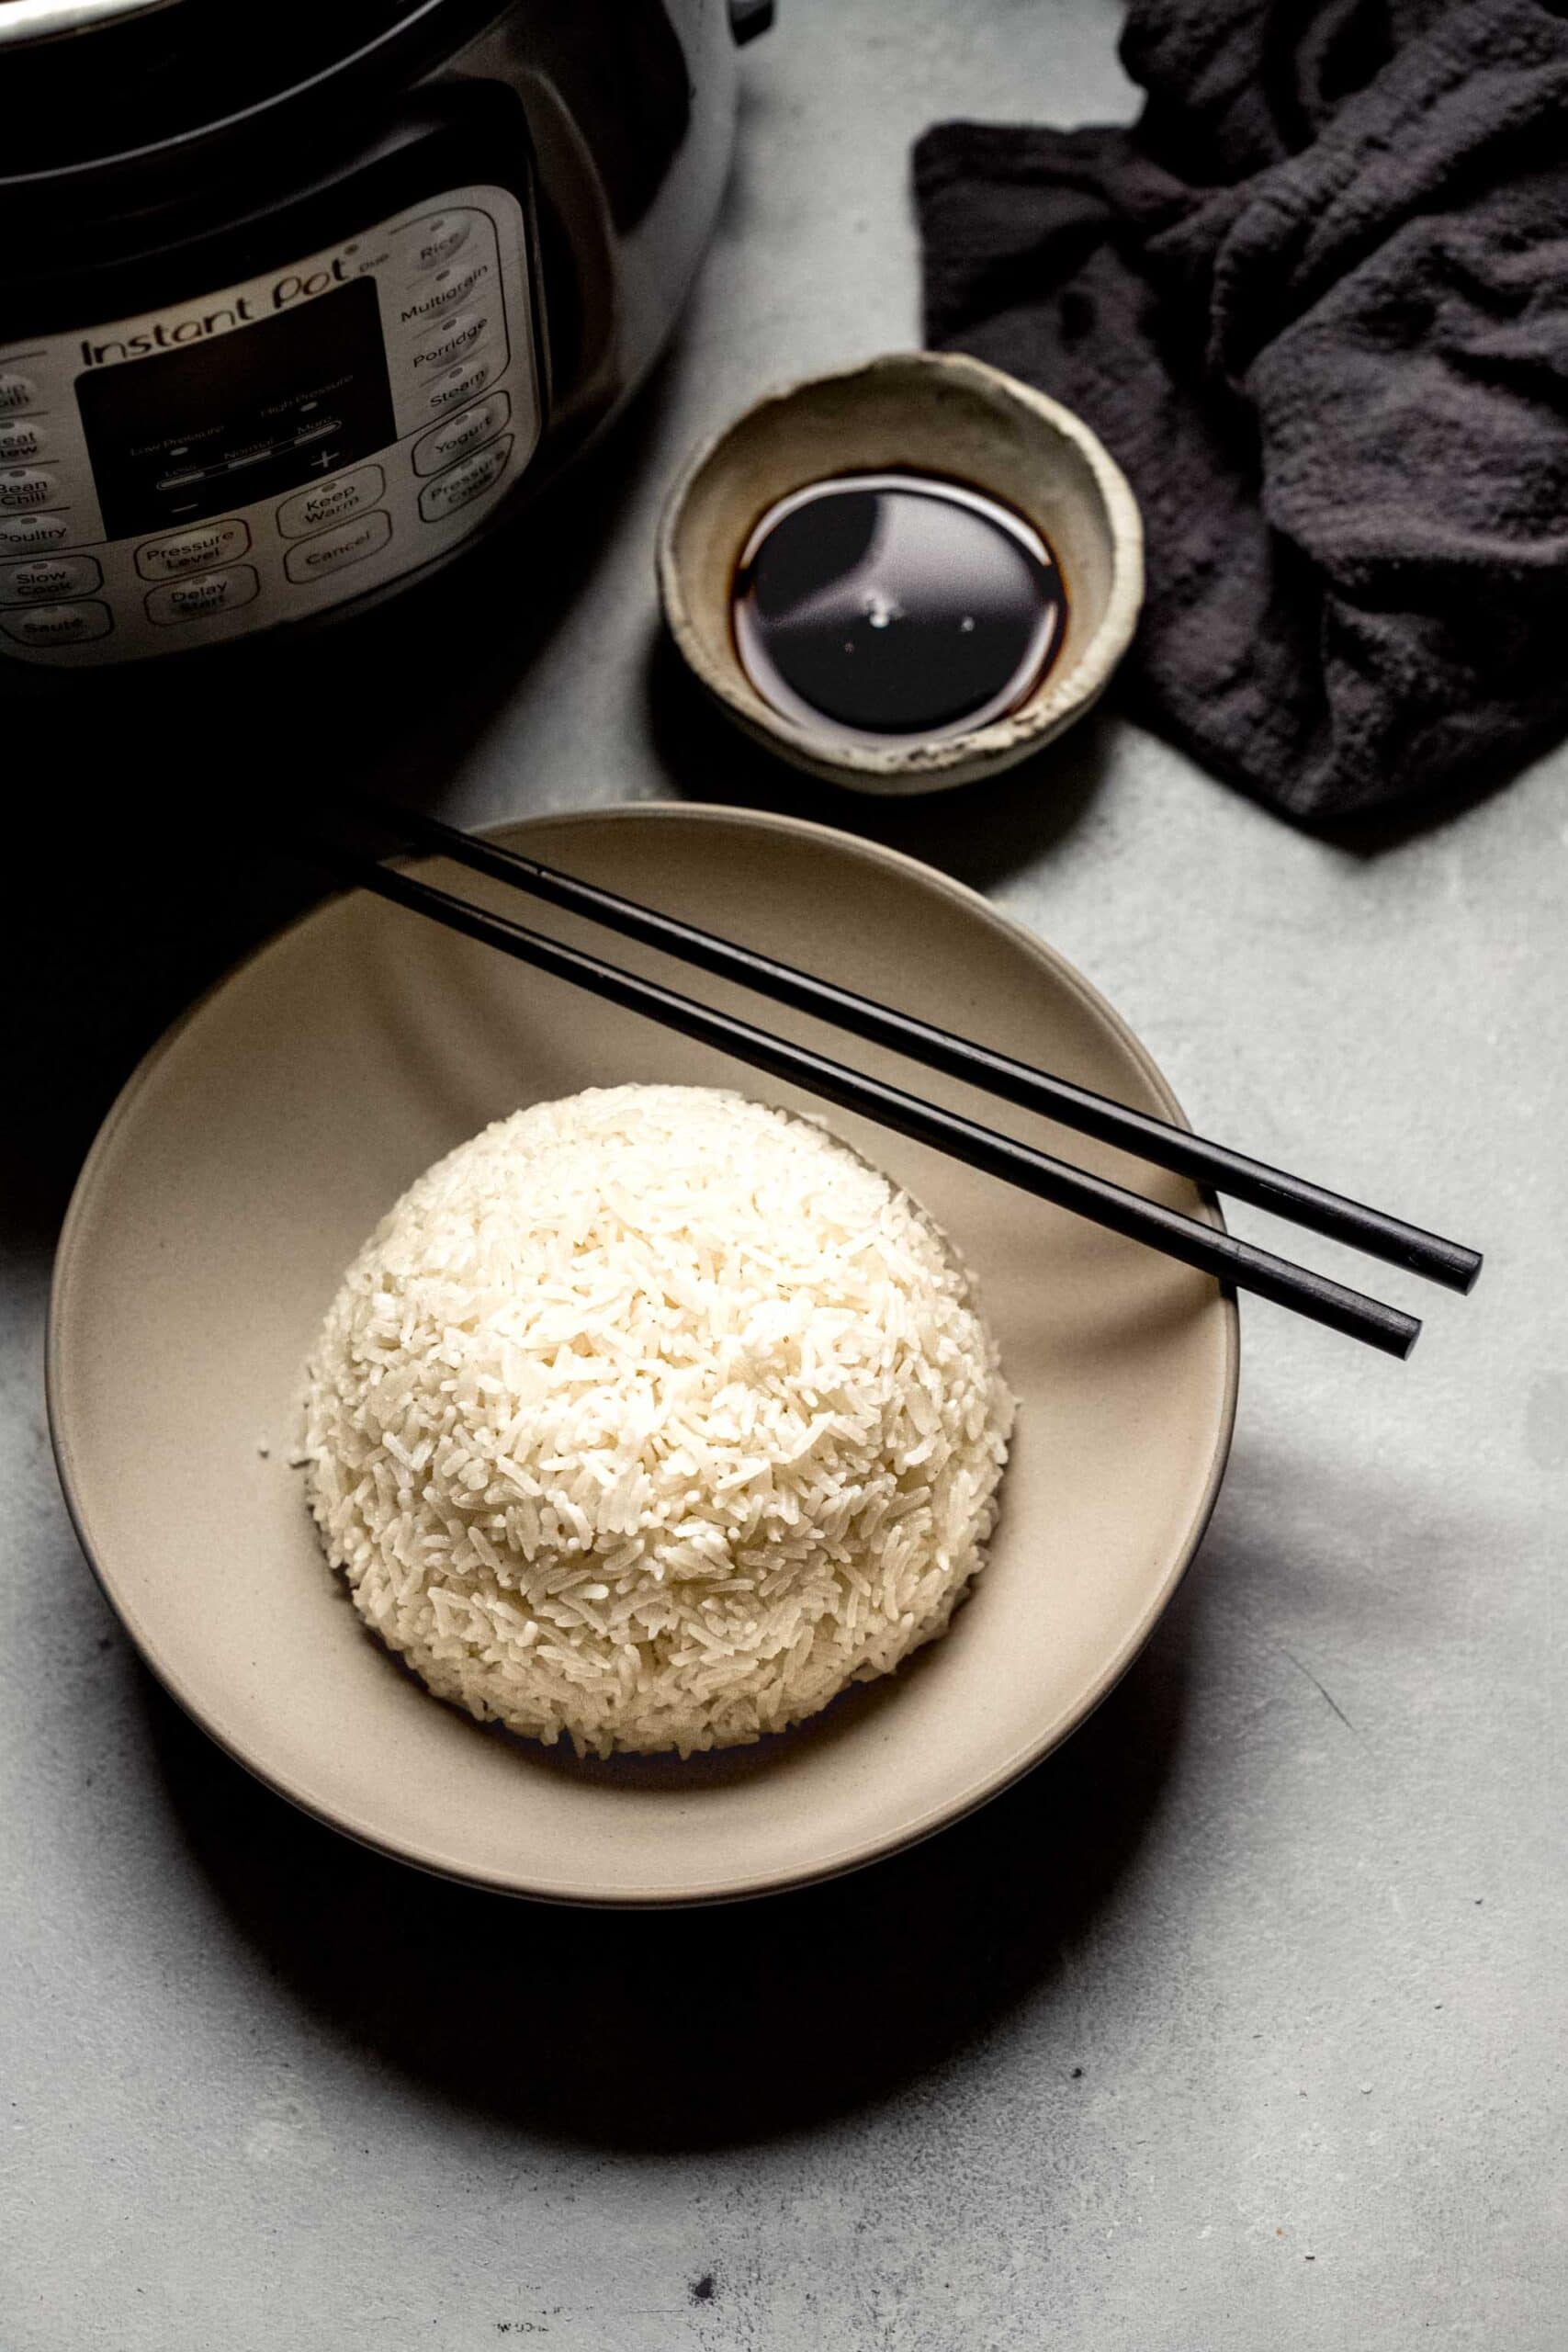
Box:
[276, 464, 384, 539]
[283, 505, 392, 582]
[412, 392, 510, 478]
[0, 552, 101, 605]
[145, 565, 260, 625]
[0, 509, 71, 553]
[0, 468, 60, 512]
[419, 355, 496, 420]
[418, 435, 513, 525]
[136, 518, 250, 579]
[1, 599, 112, 647]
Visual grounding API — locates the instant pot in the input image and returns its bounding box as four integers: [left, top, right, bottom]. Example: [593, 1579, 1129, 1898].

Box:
[0, 0, 769, 668]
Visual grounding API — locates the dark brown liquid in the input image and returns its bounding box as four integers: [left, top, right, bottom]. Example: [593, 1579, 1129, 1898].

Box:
[731, 470, 1066, 746]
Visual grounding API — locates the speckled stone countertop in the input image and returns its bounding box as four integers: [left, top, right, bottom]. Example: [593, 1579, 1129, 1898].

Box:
[3, 3, 1562, 2346]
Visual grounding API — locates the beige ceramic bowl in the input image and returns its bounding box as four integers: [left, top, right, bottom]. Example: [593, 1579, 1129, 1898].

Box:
[659, 352, 1144, 794]
[49, 805, 1234, 1905]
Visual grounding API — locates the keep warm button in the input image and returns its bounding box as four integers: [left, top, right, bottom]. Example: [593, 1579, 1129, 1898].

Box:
[284, 505, 392, 583]
[418, 435, 513, 525]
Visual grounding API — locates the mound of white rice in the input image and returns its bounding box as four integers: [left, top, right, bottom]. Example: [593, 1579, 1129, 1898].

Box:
[302, 1083, 1013, 1757]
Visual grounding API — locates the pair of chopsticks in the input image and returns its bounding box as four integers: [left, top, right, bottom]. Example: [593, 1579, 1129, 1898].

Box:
[309, 792, 1481, 1359]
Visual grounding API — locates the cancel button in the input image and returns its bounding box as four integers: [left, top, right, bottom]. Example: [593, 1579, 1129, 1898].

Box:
[276, 463, 385, 541]
[284, 505, 392, 584]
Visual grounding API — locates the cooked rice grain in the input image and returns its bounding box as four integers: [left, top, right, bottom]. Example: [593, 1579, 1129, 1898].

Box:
[301, 1084, 1013, 1756]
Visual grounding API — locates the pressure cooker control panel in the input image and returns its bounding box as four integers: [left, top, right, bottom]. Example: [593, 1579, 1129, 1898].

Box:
[0, 186, 540, 664]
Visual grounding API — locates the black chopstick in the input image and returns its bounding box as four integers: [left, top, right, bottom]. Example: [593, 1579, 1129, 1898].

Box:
[312, 836, 1423, 1359]
[325, 787, 1481, 1297]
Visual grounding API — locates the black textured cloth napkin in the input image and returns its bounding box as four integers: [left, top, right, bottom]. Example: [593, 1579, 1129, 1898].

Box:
[915, 0, 1568, 825]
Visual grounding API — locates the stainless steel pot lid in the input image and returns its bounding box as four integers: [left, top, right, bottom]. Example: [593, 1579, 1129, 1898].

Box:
[0, 0, 178, 41]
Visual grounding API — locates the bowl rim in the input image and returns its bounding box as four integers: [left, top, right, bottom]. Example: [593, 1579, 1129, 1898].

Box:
[47, 800, 1237, 1907]
[657, 350, 1145, 790]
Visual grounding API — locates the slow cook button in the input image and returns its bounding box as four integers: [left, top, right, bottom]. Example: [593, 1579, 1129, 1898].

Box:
[420, 354, 496, 419]
[412, 391, 510, 478]
[283, 505, 392, 583]
[0, 509, 71, 553]
[145, 565, 259, 625]
[136, 517, 251, 580]
[0, 372, 39, 416]
[398, 210, 476, 275]
[0, 467, 60, 512]
[409, 311, 495, 373]
[276, 463, 384, 539]
[0, 417, 46, 464]
[418, 435, 513, 525]
[2, 599, 112, 647]
[0, 552, 102, 605]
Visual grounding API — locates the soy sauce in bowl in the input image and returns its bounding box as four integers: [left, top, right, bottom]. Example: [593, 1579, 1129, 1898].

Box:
[731, 470, 1066, 749]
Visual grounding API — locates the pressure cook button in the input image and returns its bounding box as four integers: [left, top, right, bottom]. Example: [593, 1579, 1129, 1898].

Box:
[395, 255, 495, 331]
[412, 392, 510, 478]
[0, 417, 46, 464]
[136, 517, 251, 580]
[2, 599, 112, 647]
[0, 467, 59, 512]
[276, 463, 384, 540]
[145, 565, 259, 625]
[0, 371, 39, 416]
[0, 552, 101, 605]
[0, 509, 70, 552]
[283, 505, 392, 583]
[409, 311, 495, 373]
[399, 211, 475, 275]
[418, 435, 513, 525]
[421, 354, 496, 418]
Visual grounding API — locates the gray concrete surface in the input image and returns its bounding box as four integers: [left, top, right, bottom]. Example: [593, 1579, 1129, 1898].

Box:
[3, 2, 1564, 2346]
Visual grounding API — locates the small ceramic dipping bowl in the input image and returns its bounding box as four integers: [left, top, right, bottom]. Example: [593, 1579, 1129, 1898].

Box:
[658, 349, 1144, 795]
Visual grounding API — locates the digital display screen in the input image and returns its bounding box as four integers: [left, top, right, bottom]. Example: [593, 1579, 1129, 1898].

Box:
[74, 279, 395, 537]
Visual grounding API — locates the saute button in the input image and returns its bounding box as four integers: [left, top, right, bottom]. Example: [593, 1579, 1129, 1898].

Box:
[398, 210, 475, 275]
[0, 417, 46, 464]
[420, 354, 496, 419]
[0, 372, 39, 416]
[283, 505, 392, 583]
[136, 517, 250, 579]
[145, 565, 259, 625]
[276, 463, 384, 539]
[0, 467, 59, 511]
[0, 509, 71, 552]
[2, 599, 112, 646]
[418, 435, 513, 524]
[410, 311, 495, 373]
[412, 392, 510, 478]
[0, 552, 101, 605]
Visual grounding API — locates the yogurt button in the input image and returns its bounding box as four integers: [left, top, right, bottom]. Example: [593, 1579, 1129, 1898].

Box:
[418, 435, 513, 524]
[0, 552, 101, 605]
[145, 565, 259, 624]
[276, 463, 384, 539]
[0, 509, 71, 552]
[0, 372, 39, 416]
[283, 505, 392, 582]
[412, 391, 510, 478]
[2, 599, 112, 646]
[410, 311, 494, 372]
[0, 468, 60, 511]
[136, 518, 251, 579]
[0, 417, 46, 464]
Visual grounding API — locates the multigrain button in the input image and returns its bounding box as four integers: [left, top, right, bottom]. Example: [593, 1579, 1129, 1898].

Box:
[0, 552, 101, 605]
[2, 599, 112, 647]
[399, 210, 475, 274]
[0, 509, 70, 552]
[276, 463, 384, 539]
[412, 391, 510, 478]
[395, 254, 495, 331]
[0, 372, 39, 416]
[418, 435, 513, 524]
[410, 311, 494, 372]
[136, 517, 250, 580]
[0, 467, 59, 512]
[0, 417, 46, 464]
[283, 505, 391, 582]
[420, 354, 496, 419]
[145, 565, 259, 625]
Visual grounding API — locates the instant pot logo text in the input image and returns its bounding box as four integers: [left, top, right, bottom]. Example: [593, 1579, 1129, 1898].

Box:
[79, 257, 355, 368]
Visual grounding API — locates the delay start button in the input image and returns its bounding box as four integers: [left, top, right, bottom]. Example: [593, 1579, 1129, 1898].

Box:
[419, 435, 513, 526]
[412, 392, 510, 478]
[137, 517, 250, 580]
[284, 505, 392, 583]
[276, 464, 384, 540]
[146, 565, 260, 625]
